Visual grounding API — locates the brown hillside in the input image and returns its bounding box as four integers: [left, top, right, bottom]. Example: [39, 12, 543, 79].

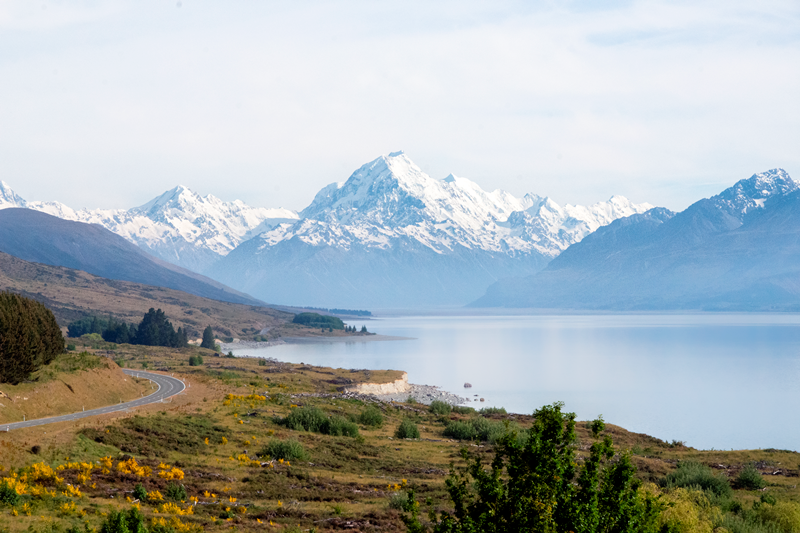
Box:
[0, 251, 293, 339]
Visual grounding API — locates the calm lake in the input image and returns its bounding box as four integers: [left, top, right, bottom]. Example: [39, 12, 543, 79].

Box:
[230, 314, 800, 451]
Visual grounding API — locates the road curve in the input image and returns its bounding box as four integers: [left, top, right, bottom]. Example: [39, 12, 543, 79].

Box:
[2, 370, 185, 432]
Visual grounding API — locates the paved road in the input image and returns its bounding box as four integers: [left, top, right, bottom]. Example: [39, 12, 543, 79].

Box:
[2, 370, 185, 432]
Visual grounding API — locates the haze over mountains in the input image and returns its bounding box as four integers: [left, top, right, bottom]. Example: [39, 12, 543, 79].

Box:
[0, 152, 651, 307]
[472, 169, 800, 310]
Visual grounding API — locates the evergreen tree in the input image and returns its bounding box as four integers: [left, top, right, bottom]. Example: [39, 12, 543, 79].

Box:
[201, 325, 215, 350]
[133, 308, 186, 348]
[0, 292, 64, 384]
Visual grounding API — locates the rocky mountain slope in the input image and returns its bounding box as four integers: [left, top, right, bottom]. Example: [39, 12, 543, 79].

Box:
[209, 152, 652, 307]
[471, 169, 800, 310]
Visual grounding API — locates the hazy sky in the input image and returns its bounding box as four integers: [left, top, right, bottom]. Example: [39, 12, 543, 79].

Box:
[1, 0, 798, 212]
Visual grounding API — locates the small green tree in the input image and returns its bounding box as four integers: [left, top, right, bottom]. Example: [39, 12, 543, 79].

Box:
[396, 418, 420, 439]
[402, 402, 662, 533]
[201, 325, 215, 350]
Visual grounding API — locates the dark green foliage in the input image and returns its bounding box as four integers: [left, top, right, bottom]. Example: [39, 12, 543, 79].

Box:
[99, 507, 148, 533]
[201, 325, 215, 350]
[0, 291, 64, 384]
[361, 325, 368, 333]
[0, 482, 20, 505]
[133, 483, 147, 501]
[279, 406, 359, 437]
[258, 359, 267, 366]
[589, 415, 606, 438]
[429, 400, 451, 416]
[443, 416, 508, 443]
[80, 413, 229, 455]
[358, 405, 384, 427]
[188, 354, 203, 366]
[451, 405, 475, 415]
[478, 406, 507, 416]
[165, 482, 187, 502]
[292, 312, 345, 330]
[403, 403, 661, 533]
[395, 418, 420, 439]
[102, 317, 134, 344]
[133, 308, 187, 348]
[67, 315, 108, 337]
[721, 513, 783, 533]
[735, 464, 767, 490]
[661, 461, 733, 498]
[66, 343, 76, 351]
[260, 439, 307, 461]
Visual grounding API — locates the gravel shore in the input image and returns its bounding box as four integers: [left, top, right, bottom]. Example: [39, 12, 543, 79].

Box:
[374, 383, 470, 406]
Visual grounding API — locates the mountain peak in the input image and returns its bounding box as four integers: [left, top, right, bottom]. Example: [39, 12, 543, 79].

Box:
[713, 168, 797, 219]
[0, 181, 26, 208]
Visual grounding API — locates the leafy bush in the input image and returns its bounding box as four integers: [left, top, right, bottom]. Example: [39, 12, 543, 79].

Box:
[661, 461, 732, 498]
[395, 418, 420, 439]
[429, 400, 451, 415]
[133, 483, 147, 501]
[99, 508, 147, 533]
[261, 439, 307, 461]
[280, 406, 359, 437]
[755, 500, 800, 532]
[479, 406, 507, 416]
[188, 354, 203, 366]
[389, 491, 409, 510]
[722, 512, 783, 533]
[402, 403, 659, 533]
[0, 481, 20, 505]
[165, 482, 187, 502]
[358, 405, 384, 427]
[324, 416, 360, 437]
[735, 464, 767, 490]
[451, 405, 475, 415]
[443, 416, 508, 443]
[282, 406, 328, 432]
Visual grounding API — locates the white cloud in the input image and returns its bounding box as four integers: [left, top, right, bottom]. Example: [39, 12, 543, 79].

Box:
[0, 0, 797, 211]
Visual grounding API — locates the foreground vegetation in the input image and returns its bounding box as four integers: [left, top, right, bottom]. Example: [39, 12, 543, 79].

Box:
[3, 343, 800, 533]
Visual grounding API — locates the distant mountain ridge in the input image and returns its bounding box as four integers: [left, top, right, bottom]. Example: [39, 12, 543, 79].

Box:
[209, 152, 652, 307]
[472, 168, 800, 310]
[0, 208, 264, 307]
[0, 182, 297, 272]
[2, 152, 652, 308]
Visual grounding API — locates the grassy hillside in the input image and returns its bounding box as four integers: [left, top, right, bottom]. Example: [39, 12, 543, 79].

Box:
[0, 353, 149, 425]
[0, 251, 297, 340]
[2, 344, 800, 532]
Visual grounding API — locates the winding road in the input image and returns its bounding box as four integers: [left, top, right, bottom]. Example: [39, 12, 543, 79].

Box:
[2, 370, 185, 432]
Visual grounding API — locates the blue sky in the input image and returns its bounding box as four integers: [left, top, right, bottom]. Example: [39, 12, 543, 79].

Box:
[1, 0, 798, 212]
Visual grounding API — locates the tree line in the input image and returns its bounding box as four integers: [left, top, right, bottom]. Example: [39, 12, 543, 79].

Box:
[67, 308, 188, 348]
[0, 292, 64, 384]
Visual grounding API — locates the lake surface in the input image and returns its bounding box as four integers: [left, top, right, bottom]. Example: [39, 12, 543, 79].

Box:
[230, 314, 800, 451]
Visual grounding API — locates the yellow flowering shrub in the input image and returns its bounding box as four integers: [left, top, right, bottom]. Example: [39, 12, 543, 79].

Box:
[156, 502, 194, 515]
[116, 457, 151, 478]
[148, 490, 164, 502]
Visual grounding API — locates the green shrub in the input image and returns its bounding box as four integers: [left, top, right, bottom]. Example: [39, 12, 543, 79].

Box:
[114, 358, 125, 368]
[451, 405, 475, 415]
[258, 358, 267, 366]
[479, 406, 507, 416]
[444, 416, 508, 443]
[66, 344, 76, 351]
[661, 461, 732, 498]
[133, 483, 147, 501]
[324, 416, 360, 437]
[99, 508, 147, 533]
[165, 482, 187, 501]
[280, 406, 359, 437]
[0, 482, 20, 506]
[722, 512, 784, 533]
[389, 491, 409, 510]
[188, 354, 203, 366]
[282, 406, 328, 432]
[395, 418, 420, 439]
[735, 464, 767, 490]
[261, 439, 307, 461]
[358, 405, 384, 427]
[429, 400, 451, 415]
[755, 500, 800, 532]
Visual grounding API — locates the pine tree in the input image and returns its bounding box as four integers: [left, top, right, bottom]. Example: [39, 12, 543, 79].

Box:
[0, 292, 64, 384]
[201, 325, 215, 350]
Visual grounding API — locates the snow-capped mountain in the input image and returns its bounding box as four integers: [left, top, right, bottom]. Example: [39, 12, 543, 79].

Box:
[473, 168, 800, 310]
[208, 152, 652, 307]
[0, 183, 298, 272]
